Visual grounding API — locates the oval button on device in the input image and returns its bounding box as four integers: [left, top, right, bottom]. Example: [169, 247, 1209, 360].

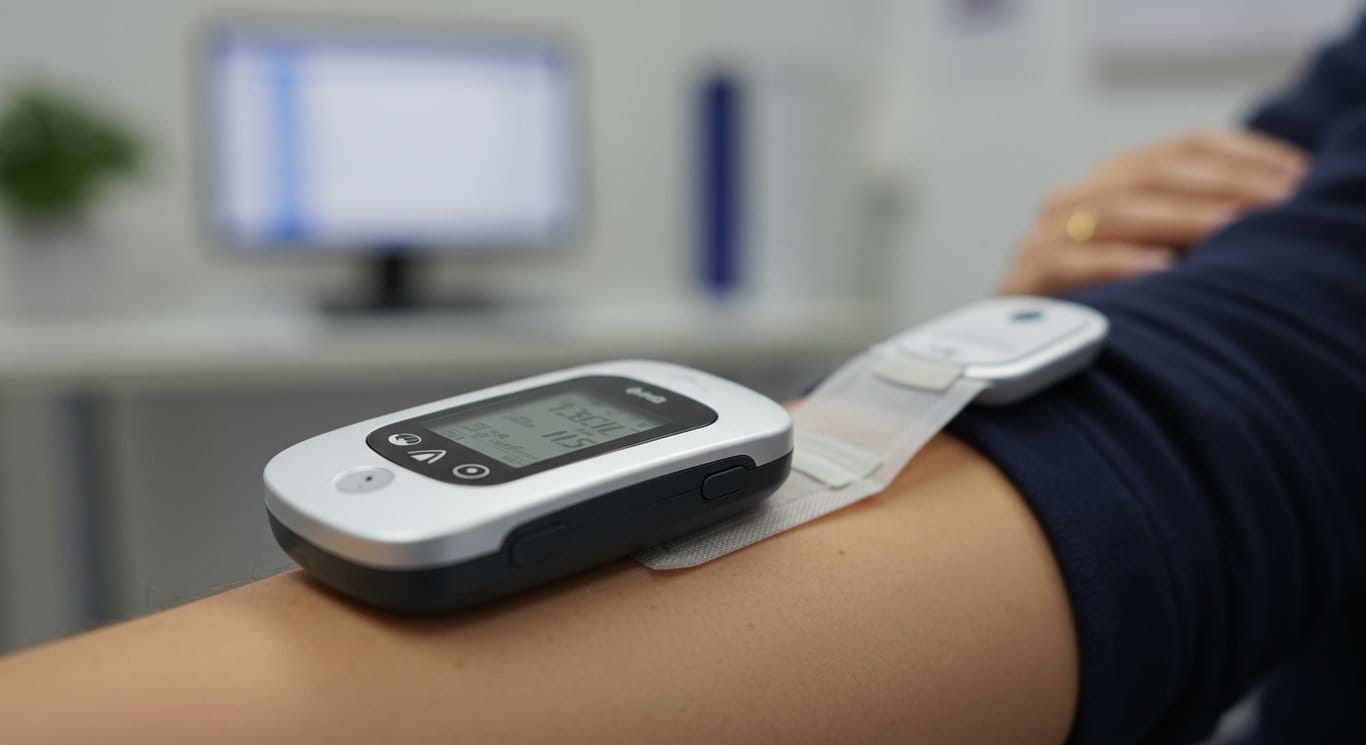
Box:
[702, 466, 751, 500]
[334, 466, 394, 494]
[453, 463, 491, 480]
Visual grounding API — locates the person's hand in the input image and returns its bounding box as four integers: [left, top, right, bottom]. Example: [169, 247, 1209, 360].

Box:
[998, 128, 1307, 296]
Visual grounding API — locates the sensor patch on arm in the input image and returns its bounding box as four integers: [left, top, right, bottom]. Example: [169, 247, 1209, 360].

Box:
[634, 297, 1107, 570]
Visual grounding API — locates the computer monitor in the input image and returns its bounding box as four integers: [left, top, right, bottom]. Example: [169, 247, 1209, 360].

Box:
[201, 19, 579, 310]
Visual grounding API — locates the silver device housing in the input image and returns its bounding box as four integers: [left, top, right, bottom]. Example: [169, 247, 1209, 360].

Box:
[266, 360, 793, 573]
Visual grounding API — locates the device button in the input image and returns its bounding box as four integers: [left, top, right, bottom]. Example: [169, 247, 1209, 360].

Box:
[408, 449, 446, 464]
[452, 463, 491, 480]
[388, 433, 423, 446]
[702, 466, 751, 500]
[334, 466, 394, 494]
[511, 524, 571, 567]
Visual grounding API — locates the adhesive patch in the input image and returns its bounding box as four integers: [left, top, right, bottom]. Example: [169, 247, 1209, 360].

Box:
[634, 355, 986, 569]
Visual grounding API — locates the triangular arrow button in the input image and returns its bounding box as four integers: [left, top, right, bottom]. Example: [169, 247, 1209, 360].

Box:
[408, 449, 446, 464]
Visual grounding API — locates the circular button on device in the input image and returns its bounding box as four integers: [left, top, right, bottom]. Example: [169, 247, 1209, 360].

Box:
[452, 463, 491, 480]
[334, 466, 394, 494]
[388, 433, 423, 446]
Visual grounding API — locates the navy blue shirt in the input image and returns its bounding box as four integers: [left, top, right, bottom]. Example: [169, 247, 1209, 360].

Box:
[949, 20, 1366, 744]
[1249, 13, 1366, 153]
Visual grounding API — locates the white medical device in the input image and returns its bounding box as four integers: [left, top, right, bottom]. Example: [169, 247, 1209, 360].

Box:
[267, 297, 1107, 609]
[874, 295, 1108, 404]
[265, 360, 793, 612]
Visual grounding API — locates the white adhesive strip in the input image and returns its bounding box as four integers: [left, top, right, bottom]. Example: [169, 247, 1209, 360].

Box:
[872, 349, 963, 391]
[791, 431, 883, 488]
[634, 354, 987, 570]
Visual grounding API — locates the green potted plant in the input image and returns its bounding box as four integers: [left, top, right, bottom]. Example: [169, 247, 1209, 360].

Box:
[0, 84, 145, 315]
[0, 85, 143, 229]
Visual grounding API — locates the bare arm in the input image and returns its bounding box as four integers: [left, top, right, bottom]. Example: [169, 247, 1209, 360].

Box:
[0, 435, 1077, 745]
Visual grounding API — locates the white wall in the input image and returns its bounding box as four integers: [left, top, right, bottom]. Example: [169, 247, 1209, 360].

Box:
[877, 0, 1346, 325]
[0, 0, 898, 317]
[0, 0, 895, 315]
[0, 0, 719, 311]
[1, 0, 1350, 322]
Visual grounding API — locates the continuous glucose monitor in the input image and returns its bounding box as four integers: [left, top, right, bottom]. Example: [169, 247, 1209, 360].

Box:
[267, 297, 1107, 610]
[265, 360, 793, 613]
[636, 296, 1108, 569]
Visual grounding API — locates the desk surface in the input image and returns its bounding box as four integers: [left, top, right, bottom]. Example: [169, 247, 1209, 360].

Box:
[0, 298, 879, 393]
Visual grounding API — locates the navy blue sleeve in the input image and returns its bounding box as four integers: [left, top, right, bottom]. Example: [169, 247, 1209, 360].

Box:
[1247, 12, 1366, 149]
[950, 106, 1366, 743]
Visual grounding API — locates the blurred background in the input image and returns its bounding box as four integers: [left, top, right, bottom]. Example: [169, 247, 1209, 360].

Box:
[0, 0, 1357, 658]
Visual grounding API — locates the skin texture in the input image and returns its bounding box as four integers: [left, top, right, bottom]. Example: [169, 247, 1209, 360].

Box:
[0, 435, 1078, 745]
[999, 128, 1306, 296]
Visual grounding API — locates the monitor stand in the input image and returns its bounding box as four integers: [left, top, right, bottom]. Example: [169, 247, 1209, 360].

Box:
[324, 248, 496, 316]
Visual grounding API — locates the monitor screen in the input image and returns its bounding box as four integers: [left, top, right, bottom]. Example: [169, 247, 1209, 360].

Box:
[424, 390, 667, 468]
[204, 22, 578, 252]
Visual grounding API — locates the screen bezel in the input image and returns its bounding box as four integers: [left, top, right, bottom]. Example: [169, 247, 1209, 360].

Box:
[367, 376, 718, 486]
[192, 14, 588, 259]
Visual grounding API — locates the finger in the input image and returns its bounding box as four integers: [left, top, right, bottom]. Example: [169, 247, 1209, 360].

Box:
[1044, 244, 1176, 294]
[1141, 156, 1296, 207]
[1086, 194, 1238, 248]
[1179, 128, 1308, 179]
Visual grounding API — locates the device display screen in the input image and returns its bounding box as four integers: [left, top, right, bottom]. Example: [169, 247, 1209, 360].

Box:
[367, 375, 717, 485]
[425, 392, 666, 468]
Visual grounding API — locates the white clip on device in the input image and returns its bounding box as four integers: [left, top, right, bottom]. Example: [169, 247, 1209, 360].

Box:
[265, 360, 793, 613]
[874, 295, 1109, 405]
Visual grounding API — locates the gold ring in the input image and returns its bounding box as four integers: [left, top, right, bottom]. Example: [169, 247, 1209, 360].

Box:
[1065, 208, 1098, 244]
